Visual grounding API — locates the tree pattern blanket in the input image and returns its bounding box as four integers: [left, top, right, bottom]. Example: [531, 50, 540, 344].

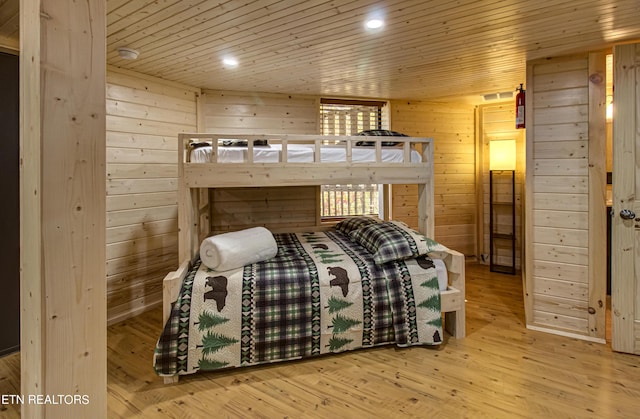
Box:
[154, 230, 442, 376]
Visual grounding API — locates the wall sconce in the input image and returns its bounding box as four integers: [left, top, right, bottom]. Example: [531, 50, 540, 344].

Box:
[490, 139, 516, 171]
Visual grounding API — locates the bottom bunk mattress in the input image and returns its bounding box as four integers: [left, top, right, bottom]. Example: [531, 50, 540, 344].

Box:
[154, 230, 443, 377]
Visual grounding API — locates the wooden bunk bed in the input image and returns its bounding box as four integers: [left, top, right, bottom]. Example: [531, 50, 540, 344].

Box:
[156, 133, 466, 383]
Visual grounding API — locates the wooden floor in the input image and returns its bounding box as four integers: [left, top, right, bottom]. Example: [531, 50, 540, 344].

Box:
[2, 262, 640, 418]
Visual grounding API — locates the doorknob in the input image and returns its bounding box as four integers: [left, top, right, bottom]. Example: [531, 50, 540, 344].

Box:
[620, 209, 636, 220]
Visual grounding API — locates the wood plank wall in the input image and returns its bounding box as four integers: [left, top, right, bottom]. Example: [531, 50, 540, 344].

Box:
[389, 101, 477, 256]
[201, 90, 319, 135]
[525, 53, 607, 341]
[106, 67, 198, 323]
[210, 187, 319, 233]
[477, 103, 524, 269]
[201, 90, 321, 233]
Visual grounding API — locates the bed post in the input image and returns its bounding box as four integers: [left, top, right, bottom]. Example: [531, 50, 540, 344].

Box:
[443, 249, 466, 338]
[418, 140, 435, 237]
[178, 134, 200, 263]
[161, 260, 189, 385]
[178, 134, 188, 262]
[415, 140, 465, 338]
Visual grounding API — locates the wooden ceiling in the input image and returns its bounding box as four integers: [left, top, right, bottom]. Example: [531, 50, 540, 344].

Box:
[0, 0, 18, 51]
[2, 0, 640, 103]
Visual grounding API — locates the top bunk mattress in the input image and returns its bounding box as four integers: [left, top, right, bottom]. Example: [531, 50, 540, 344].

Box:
[189, 143, 422, 163]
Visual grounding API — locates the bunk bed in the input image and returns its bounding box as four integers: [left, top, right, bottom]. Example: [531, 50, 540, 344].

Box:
[154, 133, 466, 383]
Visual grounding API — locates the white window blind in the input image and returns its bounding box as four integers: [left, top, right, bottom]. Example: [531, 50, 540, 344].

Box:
[319, 99, 388, 218]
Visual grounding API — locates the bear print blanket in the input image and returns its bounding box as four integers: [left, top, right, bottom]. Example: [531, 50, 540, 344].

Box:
[154, 230, 442, 376]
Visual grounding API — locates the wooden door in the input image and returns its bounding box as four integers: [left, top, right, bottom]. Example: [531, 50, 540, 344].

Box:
[612, 43, 640, 353]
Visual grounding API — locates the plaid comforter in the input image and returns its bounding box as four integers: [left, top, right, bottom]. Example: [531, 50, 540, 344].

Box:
[154, 230, 442, 376]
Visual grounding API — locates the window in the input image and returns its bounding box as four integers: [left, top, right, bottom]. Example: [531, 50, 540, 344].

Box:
[319, 98, 388, 218]
[320, 98, 385, 136]
[321, 184, 380, 217]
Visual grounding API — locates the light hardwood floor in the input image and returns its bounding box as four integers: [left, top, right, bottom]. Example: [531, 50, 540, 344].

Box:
[2, 263, 640, 418]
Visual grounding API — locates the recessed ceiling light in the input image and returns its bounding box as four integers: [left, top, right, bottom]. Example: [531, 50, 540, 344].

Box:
[365, 19, 384, 29]
[222, 57, 238, 67]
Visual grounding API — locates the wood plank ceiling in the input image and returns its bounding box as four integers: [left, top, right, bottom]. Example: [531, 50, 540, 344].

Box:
[2, 0, 640, 103]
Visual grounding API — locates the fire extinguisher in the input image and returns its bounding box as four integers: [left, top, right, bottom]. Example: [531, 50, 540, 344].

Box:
[515, 83, 525, 129]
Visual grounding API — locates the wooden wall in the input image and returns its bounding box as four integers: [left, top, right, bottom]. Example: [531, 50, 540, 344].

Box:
[389, 101, 477, 256]
[477, 103, 525, 269]
[525, 53, 607, 341]
[202, 90, 321, 234]
[210, 187, 319, 233]
[201, 90, 319, 135]
[106, 67, 198, 323]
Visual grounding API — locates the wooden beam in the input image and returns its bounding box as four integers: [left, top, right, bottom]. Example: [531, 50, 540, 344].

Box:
[20, 0, 107, 417]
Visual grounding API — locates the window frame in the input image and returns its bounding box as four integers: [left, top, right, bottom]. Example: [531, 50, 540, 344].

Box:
[319, 98, 389, 219]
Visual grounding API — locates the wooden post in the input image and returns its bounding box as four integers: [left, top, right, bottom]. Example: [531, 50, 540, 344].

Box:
[20, 1, 106, 417]
[418, 141, 435, 237]
[587, 51, 607, 341]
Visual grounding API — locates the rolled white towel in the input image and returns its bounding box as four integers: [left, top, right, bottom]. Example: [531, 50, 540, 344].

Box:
[200, 227, 278, 271]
